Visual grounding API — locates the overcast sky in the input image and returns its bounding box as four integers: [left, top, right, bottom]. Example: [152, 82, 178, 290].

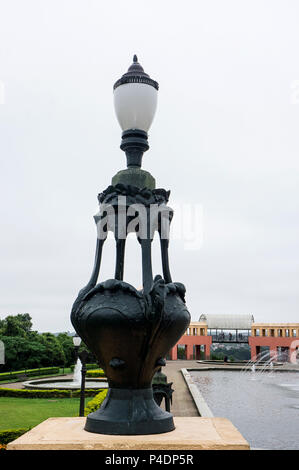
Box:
[0, 0, 299, 332]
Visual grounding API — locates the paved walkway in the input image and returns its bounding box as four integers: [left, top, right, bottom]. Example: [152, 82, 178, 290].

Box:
[164, 360, 199, 417]
[0, 381, 25, 389]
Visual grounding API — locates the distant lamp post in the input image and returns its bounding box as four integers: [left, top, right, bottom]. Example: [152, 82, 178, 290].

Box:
[72, 334, 87, 417]
[72, 334, 82, 360]
[78, 349, 89, 417]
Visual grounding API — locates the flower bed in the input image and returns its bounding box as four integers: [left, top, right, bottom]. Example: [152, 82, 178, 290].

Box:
[86, 369, 106, 378]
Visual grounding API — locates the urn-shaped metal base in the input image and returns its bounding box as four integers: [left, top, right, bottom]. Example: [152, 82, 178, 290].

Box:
[84, 387, 174, 435]
[71, 278, 190, 435]
[71, 184, 191, 435]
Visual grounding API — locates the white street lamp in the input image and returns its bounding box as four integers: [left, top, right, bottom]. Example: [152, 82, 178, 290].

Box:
[113, 54, 158, 133]
[72, 334, 81, 348]
[113, 55, 159, 169]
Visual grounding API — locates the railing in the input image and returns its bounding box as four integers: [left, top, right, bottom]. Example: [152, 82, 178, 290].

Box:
[211, 333, 250, 343]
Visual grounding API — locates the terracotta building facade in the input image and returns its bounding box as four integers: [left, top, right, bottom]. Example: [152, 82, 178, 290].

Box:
[168, 316, 299, 363]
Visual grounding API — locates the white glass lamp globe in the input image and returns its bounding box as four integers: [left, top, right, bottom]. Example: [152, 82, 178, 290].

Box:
[114, 83, 157, 132]
[113, 55, 159, 133]
[72, 335, 81, 347]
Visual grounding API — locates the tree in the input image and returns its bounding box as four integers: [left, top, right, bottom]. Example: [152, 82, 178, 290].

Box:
[0, 318, 4, 334]
[0, 336, 48, 371]
[0, 314, 67, 370]
[0, 314, 32, 337]
[0, 313, 96, 371]
[56, 333, 76, 367]
[36, 333, 66, 367]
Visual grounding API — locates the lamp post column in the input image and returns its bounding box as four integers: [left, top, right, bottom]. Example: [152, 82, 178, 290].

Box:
[79, 350, 88, 417]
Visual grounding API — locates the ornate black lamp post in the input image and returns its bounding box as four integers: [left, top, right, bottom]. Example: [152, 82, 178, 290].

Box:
[72, 334, 87, 417]
[78, 349, 89, 417]
[72, 334, 81, 360]
[71, 55, 190, 435]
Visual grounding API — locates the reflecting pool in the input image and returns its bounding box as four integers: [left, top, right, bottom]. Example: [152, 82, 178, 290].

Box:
[191, 370, 299, 450]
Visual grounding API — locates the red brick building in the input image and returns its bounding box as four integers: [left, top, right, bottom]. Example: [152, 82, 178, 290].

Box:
[168, 315, 299, 363]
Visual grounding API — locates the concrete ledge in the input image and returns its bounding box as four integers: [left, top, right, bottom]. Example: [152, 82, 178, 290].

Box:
[181, 368, 214, 417]
[7, 417, 250, 450]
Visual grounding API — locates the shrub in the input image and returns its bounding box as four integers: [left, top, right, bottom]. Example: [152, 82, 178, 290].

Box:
[0, 428, 30, 445]
[86, 369, 106, 378]
[0, 388, 71, 398]
[0, 388, 101, 398]
[71, 388, 106, 398]
[210, 353, 224, 361]
[84, 389, 108, 416]
[70, 363, 98, 372]
[0, 367, 60, 382]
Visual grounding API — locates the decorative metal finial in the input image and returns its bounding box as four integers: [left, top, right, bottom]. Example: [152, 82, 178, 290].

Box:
[113, 55, 159, 91]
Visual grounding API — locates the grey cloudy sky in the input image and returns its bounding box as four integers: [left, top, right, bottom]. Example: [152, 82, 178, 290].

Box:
[0, 0, 299, 332]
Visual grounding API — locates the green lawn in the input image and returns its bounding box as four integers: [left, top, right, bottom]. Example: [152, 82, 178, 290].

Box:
[0, 397, 83, 430]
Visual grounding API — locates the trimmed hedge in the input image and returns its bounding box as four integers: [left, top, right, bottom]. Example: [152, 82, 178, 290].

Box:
[70, 363, 98, 372]
[0, 387, 102, 398]
[0, 367, 60, 382]
[86, 369, 106, 378]
[72, 389, 104, 398]
[84, 389, 108, 416]
[0, 428, 30, 445]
